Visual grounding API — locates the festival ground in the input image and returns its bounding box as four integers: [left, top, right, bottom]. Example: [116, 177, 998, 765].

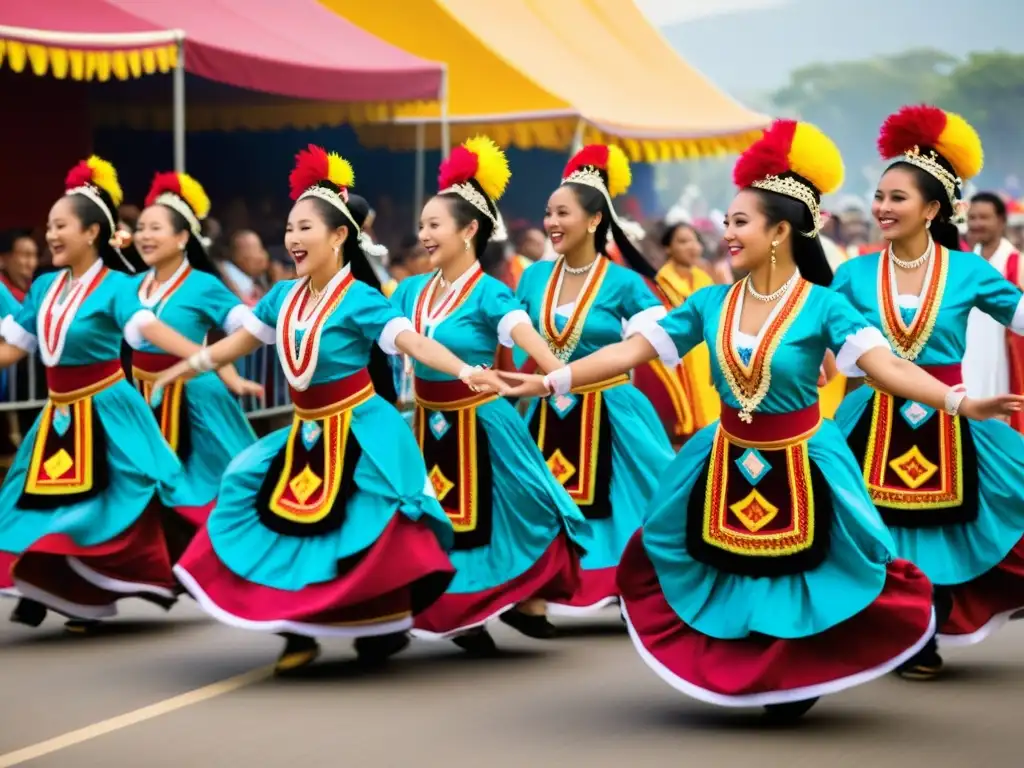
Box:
[0, 602, 1020, 767]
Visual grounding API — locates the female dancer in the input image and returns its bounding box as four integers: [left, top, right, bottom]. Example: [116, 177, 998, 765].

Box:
[129, 171, 260, 557]
[633, 222, 720, 447]
[515, 145, 675, 616]
[832, 106, 1024, 678]
[157, 146, 505, 673]
[0, 157, 229, 631]
[391, 137, 587, 653]
[501, 120, 1021, 718]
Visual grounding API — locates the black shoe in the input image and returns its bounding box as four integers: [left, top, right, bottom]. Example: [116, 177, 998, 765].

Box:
[452, 628, 499, 658]
[275, 634, 320, 675]
[10, 598, 47, 628]
[354, 632, 410, 667]
[763, 697, 818, 722]
[499, 609, 557, 639]
[896, 637, 943, 680]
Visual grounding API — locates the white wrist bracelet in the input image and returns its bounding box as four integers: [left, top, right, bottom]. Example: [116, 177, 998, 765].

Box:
[187, 348, 214, 373]
[458, 364, 482, 381]
[944, 384, 967, 415]
[543, 367, 573, 396]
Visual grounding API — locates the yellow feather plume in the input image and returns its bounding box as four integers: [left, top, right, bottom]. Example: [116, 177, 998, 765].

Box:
[86, 156, 124, 208]
[937, 111, 983, 181]
[326, 152, 355, 190]
[176, 173, 211, 221]
[787, 122, 844, 196]
[605, 145, 632, 199]
[464, 136, 510, 202]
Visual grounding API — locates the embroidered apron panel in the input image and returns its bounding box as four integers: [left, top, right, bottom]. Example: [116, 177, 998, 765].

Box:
[847, 391, 978, 527]
[20, 397, 110, 509]
[686, 428, 831, 577]
[137, 378, 193, 462]
[529, 390, 612, 519]
[415, 405, 493, 551]
[255, 411, 361, 537]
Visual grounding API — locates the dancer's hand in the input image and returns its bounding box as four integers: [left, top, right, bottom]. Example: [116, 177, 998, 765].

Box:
[497, 371, 551, 399]
[959, 394, 1024, 421]
[151, 360, 198, 403]
[464, 368, 509, 396]
[221, 370, 265, 399]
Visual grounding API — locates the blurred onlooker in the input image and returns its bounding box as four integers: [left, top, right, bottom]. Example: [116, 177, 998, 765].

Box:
[507, 226, 547, 288]
[118, 204, 141, 234]
[1, 232, 37, 301]
[221, 229, 269, 305]
[382, 234, 431, 297]
[267, 245, 297, 284]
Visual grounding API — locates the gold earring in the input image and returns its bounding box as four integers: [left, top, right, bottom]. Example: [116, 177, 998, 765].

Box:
[587, 224, 597, 234]
[464, 238, 471, 252]
[770, 240, 779, 265]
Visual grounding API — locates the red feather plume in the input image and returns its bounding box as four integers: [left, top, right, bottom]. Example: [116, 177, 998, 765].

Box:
[145, 172, 183, 207]
[64, 160, 94, 191]
[877, 105, 947, 159]
[733, 120, 798, 188]
[289, 145, 330, 201]
[563, 145, 610, 178]
[438, 145, 479, 189]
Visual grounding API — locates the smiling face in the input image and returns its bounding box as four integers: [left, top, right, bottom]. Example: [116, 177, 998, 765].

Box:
[135, 205, 187, 268]
[46, 196, 99, 269]
[543, 186, 600, 255]
[284, 198, 347, 278]
[872, 166, 941, 242]
[418, 195, 478, 271]
[665, 225, 703, 267]
[967, 199, 1003, 246]
[723, 189, 787, 273]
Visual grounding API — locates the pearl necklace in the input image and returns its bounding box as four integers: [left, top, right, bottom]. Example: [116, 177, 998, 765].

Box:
[888, 237, 933, 270]
[564, 258, 598, 275]
[746, 272, 798, 303]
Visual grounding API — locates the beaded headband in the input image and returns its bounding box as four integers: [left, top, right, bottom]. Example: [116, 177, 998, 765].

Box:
[750, 176, 822, 238]
[439, 182, 508, 242]
[297, 185, 388, 258]
[562, 167, 645, 243]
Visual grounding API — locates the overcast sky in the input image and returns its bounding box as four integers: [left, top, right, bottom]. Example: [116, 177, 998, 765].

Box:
[635, 0, 789, 26]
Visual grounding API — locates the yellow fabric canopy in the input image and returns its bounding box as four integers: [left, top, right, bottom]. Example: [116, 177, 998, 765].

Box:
[0, 33, 178, 82]
[324, 0, 768, 160]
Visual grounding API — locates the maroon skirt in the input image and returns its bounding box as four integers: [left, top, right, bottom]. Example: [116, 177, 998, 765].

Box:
[547, 566, 619, 616]
[174, 515, 455, 638]
[0, 551, 16, 594]
[414, 533, 579, 638]
[618, 532, 935, 706]
[939, 533, 1024, 646]
[9, 505, 176, 620]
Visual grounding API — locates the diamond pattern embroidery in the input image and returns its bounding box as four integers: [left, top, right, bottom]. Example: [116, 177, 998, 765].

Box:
[729, 489, 779, 533]
[900, 400, 935, 430]
[889, 445, 938, 489]
[300, 421, 322, 451]
[43, 448, 74, 480]
[735, 447, 771, 486]
[52, 405, 71, 438]
[546, 449, 577, 485]
[429, 412, 450, 441]
[288, 465, 323, 504]
[549, 393, 578, 419]
[428, 465, 455, 501]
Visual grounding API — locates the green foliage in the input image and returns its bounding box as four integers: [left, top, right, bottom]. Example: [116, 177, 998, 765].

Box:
[769, 48, 1024, 191]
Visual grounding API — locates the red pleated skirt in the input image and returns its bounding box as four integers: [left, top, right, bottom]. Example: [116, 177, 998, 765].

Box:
[618, 532, 935, 707]
[939, 534, 1024, 646]
[547, 565, 619, 616]
[414, 533, 579, 638]
[174, 515, 455, 638]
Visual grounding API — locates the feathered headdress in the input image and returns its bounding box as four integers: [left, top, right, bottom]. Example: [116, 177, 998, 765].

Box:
[438, 136, 511, 241]
[733, 119, 844, 237]
[877, 105, 983, 215]
[288, 144, 386, 259]
[145, 172, 210, 239]
[562, 144, 644, 242]
[64, 155, 123, 240]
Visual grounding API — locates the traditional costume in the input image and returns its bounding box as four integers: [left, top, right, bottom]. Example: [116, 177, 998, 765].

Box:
[618, 121, 934, 715]
[962, 235, 1024, 433]
[173, 147, 454, 669]
[0, 157, 182, 623]
[833, 106, 1024, 659]
[516, 145, 675, 615]
[391, 137, 586, 644]
[633, 263, 720, 446]
[128, 172, 256, 552]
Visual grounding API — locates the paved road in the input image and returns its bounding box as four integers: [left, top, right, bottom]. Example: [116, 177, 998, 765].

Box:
[1, 600, 1021, 767]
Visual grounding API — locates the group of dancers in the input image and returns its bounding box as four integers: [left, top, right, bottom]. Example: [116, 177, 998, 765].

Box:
[1, 102, 1023, 722]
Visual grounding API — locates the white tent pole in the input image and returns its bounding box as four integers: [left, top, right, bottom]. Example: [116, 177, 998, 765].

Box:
[173, 40, 185, 172]
[413, 122, 425, 230]
[439, 63, 450, 160]
[570, 118, 585, 158]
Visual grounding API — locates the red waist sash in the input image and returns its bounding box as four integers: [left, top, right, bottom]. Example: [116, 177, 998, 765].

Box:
[131, 350, 181, 376]
[720, 403, 822, 449]
[290, 369, 374, 420]
[414, 377, 496, 411]
[46, 360, 124, 404]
